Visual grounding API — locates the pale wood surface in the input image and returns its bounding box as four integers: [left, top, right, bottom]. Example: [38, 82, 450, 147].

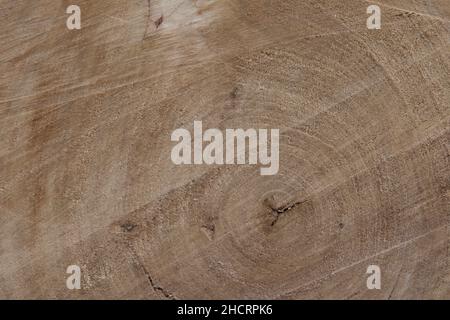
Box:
[0, 0, 449, 299]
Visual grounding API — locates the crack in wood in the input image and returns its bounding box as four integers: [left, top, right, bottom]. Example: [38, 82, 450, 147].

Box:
[127, 243, 177, 299]
[267, 200, 307, 226]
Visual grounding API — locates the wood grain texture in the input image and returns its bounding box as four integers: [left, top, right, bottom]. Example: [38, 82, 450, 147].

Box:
[0, 0, 449, 299]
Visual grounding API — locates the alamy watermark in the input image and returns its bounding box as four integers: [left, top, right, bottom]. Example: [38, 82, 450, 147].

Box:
[366, 265, 381, 289]
[171, 121, 279, 176]
[66, 5, 81, 30]
[367, 5, 381, 29]
[66, 265, 81, 290]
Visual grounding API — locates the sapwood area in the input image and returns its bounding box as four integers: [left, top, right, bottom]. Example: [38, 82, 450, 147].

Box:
[0, 0, 449, 299]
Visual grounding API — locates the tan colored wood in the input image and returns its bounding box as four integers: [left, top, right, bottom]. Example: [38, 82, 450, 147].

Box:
[0, 0, 449, 299]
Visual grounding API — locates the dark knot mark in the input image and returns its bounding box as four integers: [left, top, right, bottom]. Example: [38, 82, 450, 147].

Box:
[155, 15, 164, 29]
[201, 224, 215, 241]
[395, 11, 416, 17]
[230, 87, 239, 99]
[264, 199, 307, 226]
[143, 0, 164, 39]
[120, 222, 137, 232]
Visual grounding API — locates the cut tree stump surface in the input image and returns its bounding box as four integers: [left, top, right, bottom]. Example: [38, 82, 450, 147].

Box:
[0, 0, 449, 299]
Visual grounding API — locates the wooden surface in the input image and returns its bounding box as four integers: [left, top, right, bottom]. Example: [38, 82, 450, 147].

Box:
[0, 0, 449, 299]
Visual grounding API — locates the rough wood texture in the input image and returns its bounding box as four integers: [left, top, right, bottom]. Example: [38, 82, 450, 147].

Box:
[0, 0, 449, 299]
